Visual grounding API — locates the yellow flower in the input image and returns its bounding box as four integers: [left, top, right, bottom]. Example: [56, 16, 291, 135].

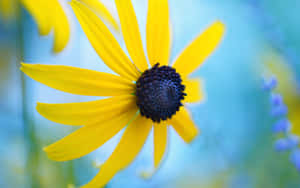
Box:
[21, 0, 225, 187]
[1, 0, 118, 53]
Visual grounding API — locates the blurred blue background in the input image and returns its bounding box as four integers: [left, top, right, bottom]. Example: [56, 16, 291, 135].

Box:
[1, 0, 300, 187]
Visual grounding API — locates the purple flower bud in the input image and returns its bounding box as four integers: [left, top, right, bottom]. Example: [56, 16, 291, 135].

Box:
[274, 136, 299, 152]
[272, 119, 291, 133]
[288, 135, 299, 147]
[271, 94, 283, 106]
[263, 77, 277, 91]
[271, 104, 288, 117]
[275, 139, 290, 152]
[290, 149, 300, 172]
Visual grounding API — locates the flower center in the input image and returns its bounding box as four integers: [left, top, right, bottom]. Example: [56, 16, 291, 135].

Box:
[136, 63, 186, 122]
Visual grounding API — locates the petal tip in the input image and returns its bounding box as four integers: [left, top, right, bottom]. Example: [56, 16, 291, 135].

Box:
[52, 39, 70, 54]
[20, 62, 35, 69]
[43, 146, 53, 157]
[214, 20, 226, 33]
[20, 62, 29, 73]
[52, 46, 63, 54]
[42, 146, 48, 152]
[36, 102, 44, 115]
[187, 128, 200, 143]
[20, 62, 26, 68]
[43, 146, 65, 162]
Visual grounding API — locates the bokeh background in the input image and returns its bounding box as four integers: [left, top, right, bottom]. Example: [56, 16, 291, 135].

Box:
[1, 0, 300, 187]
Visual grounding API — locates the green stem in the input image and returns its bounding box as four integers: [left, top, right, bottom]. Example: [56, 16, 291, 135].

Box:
[67, 161, 76, 187]
[17, 7, 40, 188]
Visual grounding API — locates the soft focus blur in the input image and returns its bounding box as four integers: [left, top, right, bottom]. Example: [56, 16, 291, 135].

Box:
[1, 0, 300, 187]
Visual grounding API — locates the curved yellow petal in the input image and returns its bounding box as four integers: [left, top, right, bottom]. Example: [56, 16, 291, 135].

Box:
[21, 0, 70, 52]
[183, 78, 205, 103]
[51, 0, 71, 53]
[82, 115, 152, 188]
[80, 0, 119, 31]
[115, 0, 148, 72]
[154, 122, 168, 168]
[169, 107, 199, 143]
[146, 0, 171, 66]
[37, 95, 136, 125]
[173, 21, 225, 77]
[21, 63, 135, 96]
[43, 105, 138, 161]
[70, 0, 139, 81]
[21, 0, 52, 35]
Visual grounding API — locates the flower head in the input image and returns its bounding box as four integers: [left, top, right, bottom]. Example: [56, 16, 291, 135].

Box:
[21, 0, 225, 187]
[136, 63, 186, 122]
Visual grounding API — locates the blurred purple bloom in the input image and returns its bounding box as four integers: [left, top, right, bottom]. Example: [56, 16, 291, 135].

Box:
[263, 77, 277, 91]
[290, 149, 300, 172]
[274, 136, 299, 152]
[271, 104, 288, 116]
[275, 139, 290, 152]
[263, 76, 300, 173]
[272, 119, 291, 133]
[270, 93, 283, 106]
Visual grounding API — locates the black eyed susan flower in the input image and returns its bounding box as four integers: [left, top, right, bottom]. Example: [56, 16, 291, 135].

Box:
[21, 0, 225, 187]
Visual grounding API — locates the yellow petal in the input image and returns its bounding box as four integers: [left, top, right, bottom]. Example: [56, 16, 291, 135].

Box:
[21, 0, 70, 53]
[21, 0, 52, 35]
[43, 105, 138, 161]
[21, 63, 135, 96]
[173, 21, 225, 77]
[37, 95, 136, 125]
[80, 0, 119, 31]
[183, 78, 205, 103]
[115, 0, 148, 72]
[154, 122, 168, 168]
[70, 0, 139, 81]
[51, 0, 71, 53]
[169, 107, 199, 143]
[82, 115, 152, 188]
[146, 0, 171, 66]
